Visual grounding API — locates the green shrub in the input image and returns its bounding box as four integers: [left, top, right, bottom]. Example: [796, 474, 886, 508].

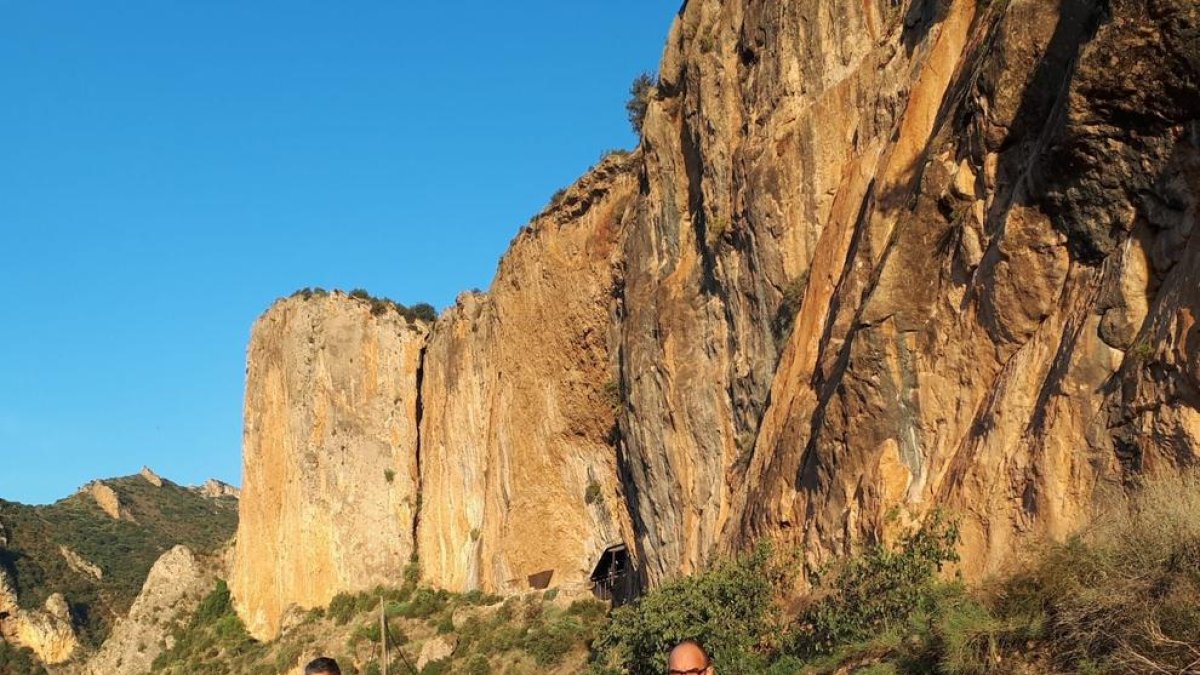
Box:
[274, 643, 304, 672]
[411, 303, 437, 323]
[349, 288, 370, 300]
[1130, 340, 1155, 362]
[351, 620, 382, 646]
[595, 543, 783, 674]
[567, 598, 608, 623]
[525, 615, 584, 666]
[403, 561, 421, 587]
[464, 653, 491, 675]
[599, 148, 631, 163]
[626, 73, 656, 136]
[329, 592, 358, 625]
[420, 658, 452, 675]
[400, 588, 445, 620]
[355, 592, 380, 614]
[584, 480, 603, 506]
[790, 513, 959, 657]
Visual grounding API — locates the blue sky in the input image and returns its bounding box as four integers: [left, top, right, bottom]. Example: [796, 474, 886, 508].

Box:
[0, 1, 679, 504]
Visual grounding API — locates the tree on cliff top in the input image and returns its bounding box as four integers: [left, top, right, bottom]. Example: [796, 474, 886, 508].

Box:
[626, 72, 656, 136]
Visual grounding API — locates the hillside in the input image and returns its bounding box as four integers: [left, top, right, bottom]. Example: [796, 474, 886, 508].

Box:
[0, 471, 237, 655]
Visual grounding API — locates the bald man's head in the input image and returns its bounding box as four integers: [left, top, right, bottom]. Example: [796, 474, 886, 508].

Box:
[667, 640, 713, 674]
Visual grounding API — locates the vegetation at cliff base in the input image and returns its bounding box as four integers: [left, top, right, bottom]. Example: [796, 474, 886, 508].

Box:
[151, 579, 266, 675]
[594, 475, 1200, 674]
[0, 475, 236, 648]
[141, 475, 1200, 675]
[151, 560, 610, 675]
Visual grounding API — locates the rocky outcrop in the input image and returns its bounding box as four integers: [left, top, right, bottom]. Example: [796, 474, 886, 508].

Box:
[231, 292, 427, 640]
[197, 479, 239, 499]
[79, 546, 216, 675]
[85, 481, 131, 521]
[138, 466, 163, 487]
[59, 546, 103, 581]
[0, 567, 78, 665]
[232, 0, 1200, 637]
[418, 636, 456, 670]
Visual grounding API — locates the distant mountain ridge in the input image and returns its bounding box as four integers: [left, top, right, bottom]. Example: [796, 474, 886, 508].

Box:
[0, 469, 237, 666]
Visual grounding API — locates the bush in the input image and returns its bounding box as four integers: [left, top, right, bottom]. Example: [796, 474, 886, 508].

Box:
[525, 615, 584, 666]
[791, 512, 960, 657]
[626, 73, 656, 136]
[567, 598, 608, 623]
[464, 653, 491, 675]
[274, 643, 304, 672]
[595, 543, 783, 674]
[400, 588, 446, 620]
[986, 474, 1200, 674]
[411, 303, 437, 323]
[329, 592, 358, 625]
[584, 480, 603, 506]
[420, 658, 451, 675]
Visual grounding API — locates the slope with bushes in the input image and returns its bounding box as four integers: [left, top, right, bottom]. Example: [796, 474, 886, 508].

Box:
[596, 475, 1200, 675]
[152, 560, 610, 675]
[0, 475, 237, 648]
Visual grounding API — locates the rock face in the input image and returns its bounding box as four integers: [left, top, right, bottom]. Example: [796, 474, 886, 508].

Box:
[86, 481, 130, 521]
[0, 567, 78, 665]
[231, 292, 427, 640]
[138, 466, 164, 487]
[418, 157, 639, 593]
[198, 479, 240, 499]
[59, 546, 103, 581]
[417, 635, 456, 670]
[80, 546, 216, 675]
[232, 0, 1200, 639]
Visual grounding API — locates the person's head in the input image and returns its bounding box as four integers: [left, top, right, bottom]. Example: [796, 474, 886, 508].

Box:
[667, 639, 713, 675]
[304, 657, 341, 675]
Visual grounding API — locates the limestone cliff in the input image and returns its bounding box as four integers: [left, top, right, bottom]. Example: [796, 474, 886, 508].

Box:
[418, 156, 640, 593]
[232, 291, 427, 639]
[233, 0, 1200, 639]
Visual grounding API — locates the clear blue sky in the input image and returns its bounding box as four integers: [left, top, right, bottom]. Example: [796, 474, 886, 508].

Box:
[0, 1, 679, 504]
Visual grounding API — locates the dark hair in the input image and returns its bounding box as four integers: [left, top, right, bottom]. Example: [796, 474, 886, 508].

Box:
[305, 657, 342, 675]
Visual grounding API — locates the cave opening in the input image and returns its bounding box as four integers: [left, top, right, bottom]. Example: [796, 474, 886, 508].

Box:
[590, 543, 638, 606]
